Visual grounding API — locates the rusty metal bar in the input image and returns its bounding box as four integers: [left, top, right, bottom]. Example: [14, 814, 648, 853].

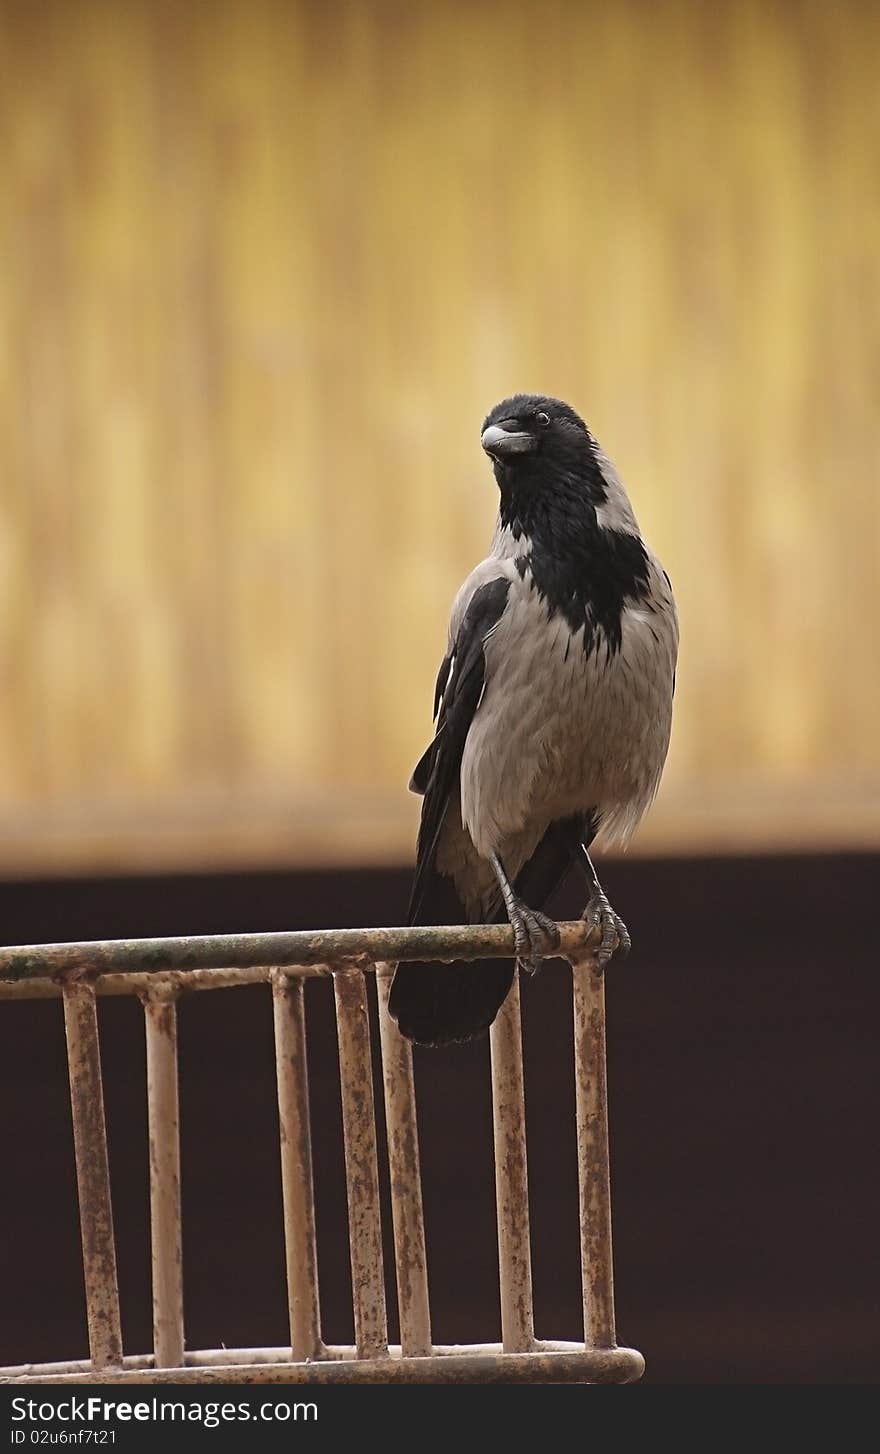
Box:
[2, 918, 637, 1385]
[375, 963, 432, 1357]
[0, 966, 278, 1001]
[271, 970, 322, 1360]
[572, 954, 616, 1348]
[142, 984, 184, 1368]
[0, 921, 597, 985]
[0, 1335, 619, 1379]
[2, 1345, 644, 1385]
[489, 973, 535, 1353]
[332, 968, 388, 1359]
[62, 981, 123, 1371]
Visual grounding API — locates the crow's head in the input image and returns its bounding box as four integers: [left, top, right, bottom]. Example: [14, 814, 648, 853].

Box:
[480, 394, 608, 520]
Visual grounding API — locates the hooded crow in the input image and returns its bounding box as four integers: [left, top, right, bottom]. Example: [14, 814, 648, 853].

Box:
[389, 394, 678, 1047]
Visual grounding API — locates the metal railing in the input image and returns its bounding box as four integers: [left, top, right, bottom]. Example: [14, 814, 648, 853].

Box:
[0, 922, 643, 1385]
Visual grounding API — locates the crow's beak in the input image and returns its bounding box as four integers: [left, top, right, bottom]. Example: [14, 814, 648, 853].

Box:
[481, 423, 539, 460]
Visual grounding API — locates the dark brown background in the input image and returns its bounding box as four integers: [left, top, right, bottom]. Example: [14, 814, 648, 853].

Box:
[1, 851, 876, 1384]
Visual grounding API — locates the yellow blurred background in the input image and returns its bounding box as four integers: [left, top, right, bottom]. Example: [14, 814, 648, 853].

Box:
[1, 0, 878, 876]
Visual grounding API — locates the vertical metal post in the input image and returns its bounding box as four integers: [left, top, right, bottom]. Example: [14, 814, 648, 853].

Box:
[143, 983, 185, 1369]
[489, 974, 535, 1353]
[375, 964, 432, 1357]
[271, 970, 322, 1361]
[572, 956, 616, 1348]
[333, 968, 388, 1360]
[62, 980, 123, 1370]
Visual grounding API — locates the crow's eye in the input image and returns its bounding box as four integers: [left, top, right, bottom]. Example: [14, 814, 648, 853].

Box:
[536, 411, 551, 428]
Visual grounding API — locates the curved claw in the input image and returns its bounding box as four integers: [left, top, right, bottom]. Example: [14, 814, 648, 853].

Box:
[582, 891, 630, 969]
[511, 905, 560, 977]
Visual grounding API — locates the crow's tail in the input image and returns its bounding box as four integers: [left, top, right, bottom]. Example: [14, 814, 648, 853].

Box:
[388, 863, 513, 1047]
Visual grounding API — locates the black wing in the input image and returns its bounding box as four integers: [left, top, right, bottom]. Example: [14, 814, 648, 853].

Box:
[407, 575, 510, 922]
[408, 651, 453, 794]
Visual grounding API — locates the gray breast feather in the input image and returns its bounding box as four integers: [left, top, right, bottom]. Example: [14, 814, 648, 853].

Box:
[458, 555, 678, 860]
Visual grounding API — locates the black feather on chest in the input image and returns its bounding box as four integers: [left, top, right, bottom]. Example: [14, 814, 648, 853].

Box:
[506, 496, 651, 656]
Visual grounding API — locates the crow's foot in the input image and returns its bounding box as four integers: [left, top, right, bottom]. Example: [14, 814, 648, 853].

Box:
[509, 903, 560, 977]
[582, 890, 631, 969]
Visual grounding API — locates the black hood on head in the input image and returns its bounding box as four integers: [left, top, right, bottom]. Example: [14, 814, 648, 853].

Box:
[482, 393, 651, 653]
[481, 392, 590, 438]
[481, 393, 610, 534]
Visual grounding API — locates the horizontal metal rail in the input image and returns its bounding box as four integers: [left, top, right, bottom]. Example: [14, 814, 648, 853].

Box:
[0, 919, 639, 1386]
[0, 1342, 644, 1385]
[0, 1336, 619, 1376]
[0, 921, 598, 989]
